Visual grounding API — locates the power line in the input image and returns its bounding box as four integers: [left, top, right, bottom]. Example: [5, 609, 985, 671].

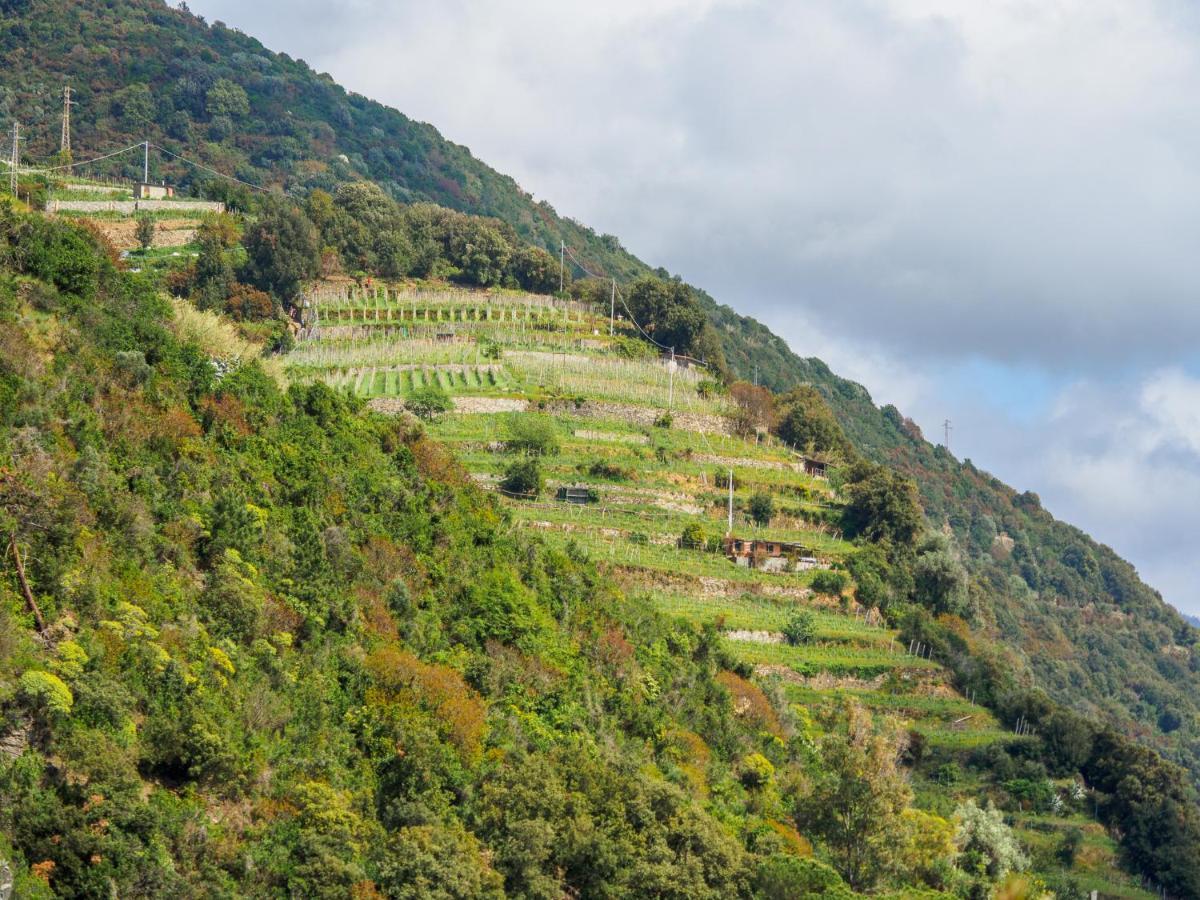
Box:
[36, 141, 146, 173]
[151, 143, 270, 193]
[561, 243, 673, 352]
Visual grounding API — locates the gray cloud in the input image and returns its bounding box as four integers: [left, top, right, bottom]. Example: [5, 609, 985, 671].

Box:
[189, 0, 1200, 614]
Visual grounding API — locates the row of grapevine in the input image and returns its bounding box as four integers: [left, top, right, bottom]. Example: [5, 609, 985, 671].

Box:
[320, 365, 510, 398]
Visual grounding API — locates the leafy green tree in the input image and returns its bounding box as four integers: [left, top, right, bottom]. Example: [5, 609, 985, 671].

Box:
[775, 386, 849, 455]
[501, 458, 543, 497]
[242, 201, 320, 302]
[111, 83, 155, 129]
[782, 609, 817, 646]
[749, 491, 774, 527]
[374, 822, 505, 899]
[840, 461, 922, 548]
[794, 703, 913, 890]
[19, 670, 73, 717]
[625, 275, 722, 362]
[953, 800, 1029, 881]
[191, 215, 237, 308]
[752, 855, 856, 899]
[680, 522, 707, 549]
[134, 213, 155, 252]
[504, 413, 559, 457]
[206, 78, 249, 119]
[913, 537, 969, 616]
[811, 571, 849, 597]
[406, 385, 452, 421]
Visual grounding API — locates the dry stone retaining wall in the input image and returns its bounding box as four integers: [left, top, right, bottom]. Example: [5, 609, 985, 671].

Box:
[47, 199, 225, 214]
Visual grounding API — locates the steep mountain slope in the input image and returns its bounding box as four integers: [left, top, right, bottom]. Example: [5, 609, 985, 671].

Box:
[5, 206, 1195, 899]
[2, 0, 1198, 834]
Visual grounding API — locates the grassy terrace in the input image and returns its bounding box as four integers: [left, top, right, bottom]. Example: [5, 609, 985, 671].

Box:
[648, 589, 889, 641]
[731, 638, 939, 678]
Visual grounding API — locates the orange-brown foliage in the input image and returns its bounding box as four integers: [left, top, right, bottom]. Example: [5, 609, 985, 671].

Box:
[716, 670, 783, 737]
[261, 596, 305, 636]
[409, 436, 467, 487]
[768, 819, 813, 857]
[225, 283, 275, 321]
[31, 860, 56, 884]
[199, 393, 251, 436]
[597, 626, 634, 670]
[366, 647, 487, 761]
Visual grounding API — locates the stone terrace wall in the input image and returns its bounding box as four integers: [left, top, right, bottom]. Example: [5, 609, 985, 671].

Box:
[46, 199, 225, 214]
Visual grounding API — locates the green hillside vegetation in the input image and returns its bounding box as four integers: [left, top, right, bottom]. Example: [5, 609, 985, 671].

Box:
[0, 0, 1199, 896]
[0, 201, 1189, 898]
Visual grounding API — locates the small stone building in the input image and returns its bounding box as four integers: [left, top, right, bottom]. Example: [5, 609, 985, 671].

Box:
[722, 536, 822, 573]
[136, 182, 174, 199]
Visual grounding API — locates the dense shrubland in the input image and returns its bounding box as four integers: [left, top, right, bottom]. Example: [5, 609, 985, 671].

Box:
[0, 205, 1068, 898]
[4, 205, 1200, 896]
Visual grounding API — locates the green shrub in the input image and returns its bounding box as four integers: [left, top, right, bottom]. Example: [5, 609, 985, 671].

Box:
[739, 752, 775, 788]
[406, 385, 452, 421]
[500, 458, 542, 497]
[680, 522, 706, 549]
[19, 670, 73, 716]
[811, 571, 849, 597]
[782, 610, 817, 646]
[749, 491, 774, 526]
[505, 413, 559, 456]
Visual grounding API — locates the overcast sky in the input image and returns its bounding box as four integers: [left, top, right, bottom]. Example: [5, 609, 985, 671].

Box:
[189, 0, 1200, 617]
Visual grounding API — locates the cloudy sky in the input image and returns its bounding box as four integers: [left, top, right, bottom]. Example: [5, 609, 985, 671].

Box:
[189, 0, 1200, 617]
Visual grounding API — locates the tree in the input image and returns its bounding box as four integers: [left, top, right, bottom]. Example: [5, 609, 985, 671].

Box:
[775, 386, 848, 455]
[795, 703, 913, 890]
[749, 491, 774, 527]
[913, 538, 969, 616]
[680, 522, 707, 549]
[840, 461, 922, 548]
[191, 215, 237, 308]
[504, 414, 559, 457]
[500, 458, 542, 497]
[782, 610, 817, 646]
[135, 213, 156, 252]
[625, 276, 716, 359]
[953, 800, 1029, 881]
[242, 201, 320, 302]
[729, 382, 775, 437]
[811, 571, 849, 597]
[206, 78, 250, 119]
[406, 386, 452, 421]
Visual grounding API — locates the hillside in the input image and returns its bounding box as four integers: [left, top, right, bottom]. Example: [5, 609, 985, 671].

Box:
[1, 0, 1199, 895]
[4, 205, 1197, 898]
[7, 0, 1183, 794]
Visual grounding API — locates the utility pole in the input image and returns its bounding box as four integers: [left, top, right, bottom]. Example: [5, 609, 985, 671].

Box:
[8, 122, 19, 196]
[727, 468, 734, 536]
[143, 140, 150, 183]
[754, 364, 758, 387]
[60, 85, 73, 157]
[609, 278, 615, 337]
[559, 240, 565, 293]
[668, 347, 675, 409]
[943, 418, 952, 451]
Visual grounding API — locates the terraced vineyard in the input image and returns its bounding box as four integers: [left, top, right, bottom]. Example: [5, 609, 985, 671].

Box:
[286, 279, 1158, 898]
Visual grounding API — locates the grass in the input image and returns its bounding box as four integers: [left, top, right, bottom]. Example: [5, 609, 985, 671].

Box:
[646, 590, 888, 641]
[731, 638, 939, 678]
